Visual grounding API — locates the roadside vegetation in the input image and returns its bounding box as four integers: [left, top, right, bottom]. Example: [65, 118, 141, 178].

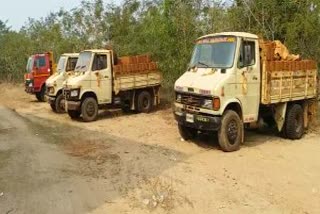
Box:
[0, 0, 320, 90]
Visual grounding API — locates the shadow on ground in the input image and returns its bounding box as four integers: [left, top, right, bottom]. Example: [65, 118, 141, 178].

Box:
[0, 111, 190, 214]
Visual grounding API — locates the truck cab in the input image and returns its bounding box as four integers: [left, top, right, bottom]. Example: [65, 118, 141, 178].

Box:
[64, 49, 118, 121]
[174, 32, 261, 151]
[24, 52, 56, 101]
[46, 53, 79, 113]
[63, 50, 113, 119]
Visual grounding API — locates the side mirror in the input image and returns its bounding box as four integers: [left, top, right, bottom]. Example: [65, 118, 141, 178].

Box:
[237, 59, 244, 69]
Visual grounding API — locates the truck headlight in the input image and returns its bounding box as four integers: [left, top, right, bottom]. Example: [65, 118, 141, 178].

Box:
[70, 89, 79, 97]
[202, 99, 213, 109]
[48, 87, 55, 94]
[202, 97, 220, 110]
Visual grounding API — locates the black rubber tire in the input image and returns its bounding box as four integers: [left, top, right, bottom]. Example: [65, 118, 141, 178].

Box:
[218, 110, 243, 152]
[178, 124, 197, 140]
[55, 93, 65, 114]
[81, 97, 98, 122]
[284, 104, 304, 139]
[35, 85, 46, 102]
[50, 103, 57, 112]
[136, 91, 152, 113]
[67, 110, 81, 120]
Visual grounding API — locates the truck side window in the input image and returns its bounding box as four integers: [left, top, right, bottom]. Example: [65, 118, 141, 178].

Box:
[239, 41, 255, 67]
[92, 54, 107, 71]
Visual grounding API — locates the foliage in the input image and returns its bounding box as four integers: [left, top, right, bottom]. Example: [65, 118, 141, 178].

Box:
[0, 0, 320, 89]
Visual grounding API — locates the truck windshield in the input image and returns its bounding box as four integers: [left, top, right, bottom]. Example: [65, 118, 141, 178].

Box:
[190, 36, 237, 69]
[75, 52, 92, 72]
[57, 56, 67, 73]
[35, 56, 46, 68]
[66, 57, 78, 72]
[26, 57, 34, 73]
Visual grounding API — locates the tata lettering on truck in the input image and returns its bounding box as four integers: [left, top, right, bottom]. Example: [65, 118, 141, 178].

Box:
[46, 53, 79, 113]
[24, 52, 56, 101]
[174, 32, 318, 152]
[63, 50, 161, 122]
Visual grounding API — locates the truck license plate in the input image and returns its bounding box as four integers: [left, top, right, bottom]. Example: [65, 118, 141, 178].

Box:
[186, 114, 194, 123]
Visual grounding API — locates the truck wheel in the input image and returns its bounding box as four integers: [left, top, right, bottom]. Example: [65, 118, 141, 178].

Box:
[136, 91, 152, 113]
[218, 110, 243, 152]
[81, 97, 98, 122]
[284, 104, 304, 139]
[55, 93, 65, 114]
[36, 85, 46, 102]
[68, 110, 80, 119]
[50, 103, 57, 112]
[178, 124, 197, 140]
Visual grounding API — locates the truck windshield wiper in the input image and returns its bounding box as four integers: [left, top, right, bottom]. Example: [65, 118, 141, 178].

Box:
[197, 61, 209, 68]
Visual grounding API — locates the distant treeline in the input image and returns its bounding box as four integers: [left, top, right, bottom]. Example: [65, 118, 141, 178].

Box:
[0, 0, 319, 87]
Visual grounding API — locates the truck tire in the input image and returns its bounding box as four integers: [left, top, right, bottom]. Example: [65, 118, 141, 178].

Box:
[68, 110, 80, 119]
[55, 93, 65, 114]
[218, 110, 243, 152]
[81, 97, 98, 122]
[284, 104, 304, 139]
[35, 85, 46, 102]
[50, 103, 57, 112]
[136, 90, 152, 113]
[178, 124, 197, 140]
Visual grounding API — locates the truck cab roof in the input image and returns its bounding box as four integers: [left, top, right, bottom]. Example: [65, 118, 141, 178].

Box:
[83, 49, 112, 54]
[61, 53, 79, 57]
[198, 32, 258, 40]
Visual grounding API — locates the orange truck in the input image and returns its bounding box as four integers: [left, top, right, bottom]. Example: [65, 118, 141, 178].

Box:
[24, 52, 56, 101]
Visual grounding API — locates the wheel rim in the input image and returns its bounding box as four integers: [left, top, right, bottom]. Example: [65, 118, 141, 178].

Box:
[86, 101, 96, 117]
[227, 119, 238, 145]
[142, 96, 150, 109]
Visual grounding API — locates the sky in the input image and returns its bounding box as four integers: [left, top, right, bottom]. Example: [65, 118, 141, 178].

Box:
[0, 0, 120, 31]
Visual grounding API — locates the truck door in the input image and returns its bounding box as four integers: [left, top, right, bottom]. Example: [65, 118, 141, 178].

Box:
[34, 54, 50, 91]
[91, 53, 112, 104]
[236, 38, 260, 123]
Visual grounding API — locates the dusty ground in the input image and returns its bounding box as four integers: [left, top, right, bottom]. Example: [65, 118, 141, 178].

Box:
[0, 83, 320, 214]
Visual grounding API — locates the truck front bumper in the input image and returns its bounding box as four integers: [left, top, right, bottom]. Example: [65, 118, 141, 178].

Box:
[46, 96, 56, 105]
[65, 100, 81, 111]
[25, 86, 35, 94]
[174, 111, 221, 131]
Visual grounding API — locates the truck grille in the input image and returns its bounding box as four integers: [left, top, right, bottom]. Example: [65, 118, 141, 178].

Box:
[180, 93, 204, 107]
[63, 89, 71, 99]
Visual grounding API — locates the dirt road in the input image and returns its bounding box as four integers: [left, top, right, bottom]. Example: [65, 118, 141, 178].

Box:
[1, 83, 320, 214]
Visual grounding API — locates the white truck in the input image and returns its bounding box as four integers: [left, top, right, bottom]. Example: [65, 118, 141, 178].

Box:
[63, 49, 161, 122]
[46, 53, 79, 113]
[174, 32, 318, 152]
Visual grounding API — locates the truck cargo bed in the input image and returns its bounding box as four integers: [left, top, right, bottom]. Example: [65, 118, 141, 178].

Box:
[113, 72, 161, 94]
[261, 60, 318, 104]
[112, 54, 161, 94]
